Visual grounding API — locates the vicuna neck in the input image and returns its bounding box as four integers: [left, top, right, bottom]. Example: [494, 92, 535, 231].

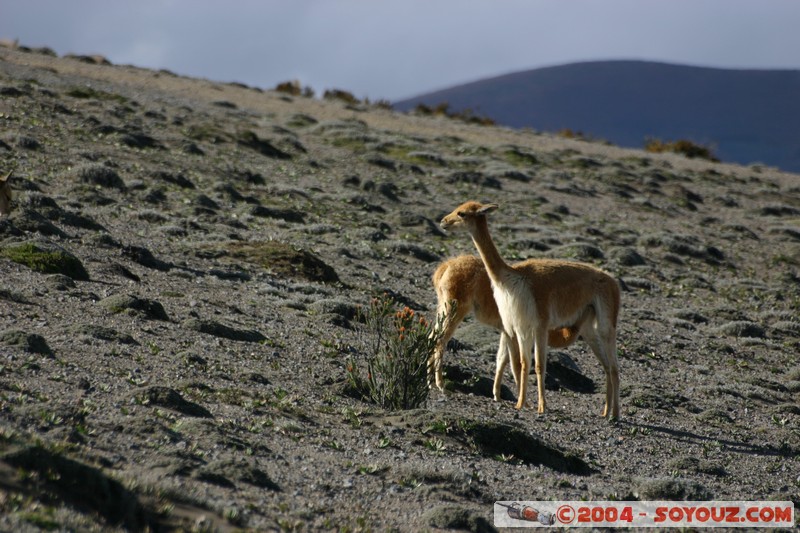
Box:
[469, 216, 511, 282]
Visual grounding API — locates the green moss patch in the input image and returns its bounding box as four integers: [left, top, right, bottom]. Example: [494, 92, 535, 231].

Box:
[1, 242, 89, 280]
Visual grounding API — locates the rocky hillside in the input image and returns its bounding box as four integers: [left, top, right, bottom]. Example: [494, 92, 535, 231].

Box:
[1, 47, 799, 531]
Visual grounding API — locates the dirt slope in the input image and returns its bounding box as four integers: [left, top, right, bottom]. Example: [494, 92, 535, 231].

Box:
[0, 47, 798, 531]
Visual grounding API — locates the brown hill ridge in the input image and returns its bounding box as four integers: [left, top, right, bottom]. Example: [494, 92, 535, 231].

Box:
[1, 47, 799, 531]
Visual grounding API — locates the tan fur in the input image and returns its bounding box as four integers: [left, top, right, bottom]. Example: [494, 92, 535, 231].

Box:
[429, 255, 581, 401]
[440, 201, 621, 418]
[0, 171, 12, 217]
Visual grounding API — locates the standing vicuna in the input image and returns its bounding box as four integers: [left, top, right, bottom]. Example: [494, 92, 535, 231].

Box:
[0, 172, 12, 217]
[429, 254, 581, 402]
[440, 201, 621, 418]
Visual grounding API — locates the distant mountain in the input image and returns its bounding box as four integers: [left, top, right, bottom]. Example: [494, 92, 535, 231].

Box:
[395, 61, 800, 172]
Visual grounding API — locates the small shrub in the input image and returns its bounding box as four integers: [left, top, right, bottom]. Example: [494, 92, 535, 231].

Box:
[274, 80, 315, 98]
[275, 80, 303, 96]
[346, 295, 447, 410]
[558, 128, 585, 139]
[644, 138, 719, 162]
[412, 101, 494, 126]
[323, 89, 360, 105]
[449, 108, 495, 126]
[372, 99, 393, 110]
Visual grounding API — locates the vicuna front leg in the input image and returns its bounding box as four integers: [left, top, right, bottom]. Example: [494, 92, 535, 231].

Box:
[514, 334, 538, 410]
[493, 332, 522, 401]
[514, 331, 549, 412]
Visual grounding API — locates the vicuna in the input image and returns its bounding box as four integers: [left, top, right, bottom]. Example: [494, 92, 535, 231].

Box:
[440, 201, 621, 418]
[429, 254, 580, 402]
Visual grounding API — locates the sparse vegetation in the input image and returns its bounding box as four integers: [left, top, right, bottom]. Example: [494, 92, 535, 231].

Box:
[644, 137, 719, 161]
[412, 101, 496, 126]
[274, 80, 315, 98]
[323, 88, 360, 105]
[345, 295, 445, 410]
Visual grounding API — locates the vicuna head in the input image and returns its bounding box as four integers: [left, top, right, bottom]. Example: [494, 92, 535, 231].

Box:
[440, 201, 498, 230]
[0, 172, 12, 217]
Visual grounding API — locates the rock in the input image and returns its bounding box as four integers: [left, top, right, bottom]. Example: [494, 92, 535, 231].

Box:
[121, 245, 171, 271]
[119, 132, 163, 150]
[73, 164, 126, 190]
[6, 208, 67, 237]
[668, 456, 726, 477]
[454, 420, 593, 475]
[610, 247, 647, 266]
[308, 299, 360, 321]
[445, 170, 502, 189]
[14, 135, 42, 150]
[0, 329, 54, 357]
[641, 233, 725, 265]
[136, 386, 212, 418]
[715, 321, 766, 338]
[183, 318, 266, 343]
[546, 243, 605, 262]
[760, 204, 800, 217]
[98, 294, 169, 321]
[195, 459, 280, 491]
[224, 241, 339, 283]
[235, 130, 291, 159]
[388, 241, 441, 263]
[367, 156, 397, 171]
[71, 324, 137, 345]
[151, 170, 195, 189]
[423, 505, 496, 533]
[635, 478, 712, 501]
[46, 273, 76, 291]
[249, 205, 306, 223]
[2, 445, 148, 531]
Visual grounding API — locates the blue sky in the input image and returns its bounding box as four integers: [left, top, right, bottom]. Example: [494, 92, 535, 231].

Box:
[2, 0, 799, 101]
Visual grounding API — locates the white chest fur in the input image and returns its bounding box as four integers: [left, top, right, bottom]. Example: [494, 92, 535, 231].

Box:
[491, 271, 538, 338]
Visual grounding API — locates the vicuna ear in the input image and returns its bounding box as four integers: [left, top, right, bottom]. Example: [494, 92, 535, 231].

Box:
[477, 203, 498, 215]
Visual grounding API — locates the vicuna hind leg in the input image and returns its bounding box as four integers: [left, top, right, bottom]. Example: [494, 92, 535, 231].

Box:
[579, 310, 620, 419]
[429, 301, 468, 391]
